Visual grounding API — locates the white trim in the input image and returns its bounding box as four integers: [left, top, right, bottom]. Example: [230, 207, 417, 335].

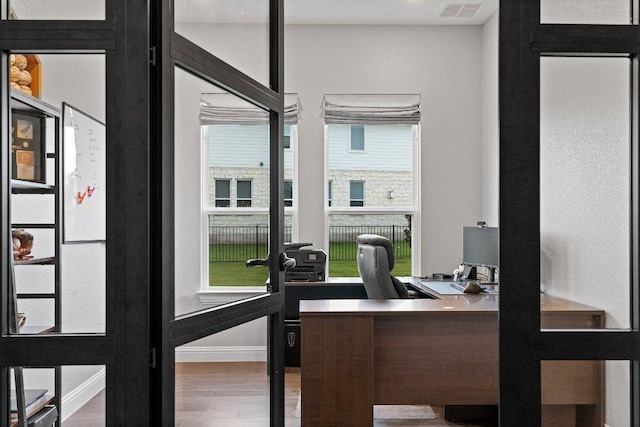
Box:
[61, 367, 106, 421]
[412, 124, 422, 276]
[197, 287, 267, 306]
[175, 345, 267, 362]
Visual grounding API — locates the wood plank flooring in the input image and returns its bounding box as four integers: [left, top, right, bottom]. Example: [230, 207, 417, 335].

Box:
[62, 362, 498, 426]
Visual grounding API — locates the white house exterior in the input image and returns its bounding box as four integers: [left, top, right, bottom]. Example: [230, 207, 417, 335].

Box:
[207, 123, 414, 228]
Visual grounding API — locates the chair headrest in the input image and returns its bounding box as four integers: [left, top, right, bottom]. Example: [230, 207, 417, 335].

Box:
[356, 234, 395, 271]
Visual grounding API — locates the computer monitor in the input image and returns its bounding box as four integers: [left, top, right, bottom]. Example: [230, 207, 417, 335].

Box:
[463, 226, 499, 282]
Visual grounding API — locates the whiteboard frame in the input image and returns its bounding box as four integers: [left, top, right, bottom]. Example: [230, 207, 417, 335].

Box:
[62, 103, 106, 243]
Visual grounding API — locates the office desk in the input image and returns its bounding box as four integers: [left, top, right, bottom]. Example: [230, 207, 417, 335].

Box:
[300, 287, 604, 427]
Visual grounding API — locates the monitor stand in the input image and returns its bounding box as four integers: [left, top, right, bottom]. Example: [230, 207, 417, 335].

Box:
[462, 265, 476, 280]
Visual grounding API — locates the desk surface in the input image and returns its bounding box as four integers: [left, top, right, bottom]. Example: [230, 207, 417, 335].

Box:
[300, 278, 604, 317]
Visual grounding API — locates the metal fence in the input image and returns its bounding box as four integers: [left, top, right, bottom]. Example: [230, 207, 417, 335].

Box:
[208, 223, 410, 262]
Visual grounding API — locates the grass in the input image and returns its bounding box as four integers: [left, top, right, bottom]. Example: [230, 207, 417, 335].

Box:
[208, 241, 412, 286]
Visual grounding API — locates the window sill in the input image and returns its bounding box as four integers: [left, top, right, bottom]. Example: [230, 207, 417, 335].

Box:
[197, 286, 267, 307]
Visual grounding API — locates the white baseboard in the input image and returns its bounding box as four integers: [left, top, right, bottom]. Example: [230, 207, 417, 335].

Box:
[175, 345, 267, 362]
[61, 367, 105, 421]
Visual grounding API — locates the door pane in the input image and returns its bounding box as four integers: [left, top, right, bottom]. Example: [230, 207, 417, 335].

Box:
[7, 365, 105, 426]
[9, 53, 106, 335]
[540, 360, 627, 427]
[540, 0, 631, 24]
[540, 57, 630, 330]
[175, 319, 270, 426]
[8, 0, 105, 20]
[174, 0, 269, 87]
[175, 67, 274, 316]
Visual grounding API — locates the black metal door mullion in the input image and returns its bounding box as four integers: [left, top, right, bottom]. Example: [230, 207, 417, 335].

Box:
[501, 1, 640, 425]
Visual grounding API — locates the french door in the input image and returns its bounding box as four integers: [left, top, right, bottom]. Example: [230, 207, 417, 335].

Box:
[500, 1, 640, 425]
[150, 0, 287, 425]
[1, 0, 286, 425]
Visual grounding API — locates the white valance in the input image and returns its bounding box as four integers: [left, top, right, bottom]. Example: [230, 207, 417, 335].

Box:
[322, 94, 421, 125]
[200, 93, 300, 126]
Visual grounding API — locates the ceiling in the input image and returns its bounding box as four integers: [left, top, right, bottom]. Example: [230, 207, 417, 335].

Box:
[175, 0, 500, 26]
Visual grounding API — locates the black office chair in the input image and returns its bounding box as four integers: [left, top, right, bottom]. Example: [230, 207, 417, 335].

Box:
[356, 234, 410, 299]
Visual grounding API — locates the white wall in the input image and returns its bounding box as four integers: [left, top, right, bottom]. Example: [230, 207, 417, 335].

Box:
[481, 11, 499, 226]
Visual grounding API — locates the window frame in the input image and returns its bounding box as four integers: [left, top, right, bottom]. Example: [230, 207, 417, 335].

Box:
[236, 179, 253, 207]
[324, 123, 421, 277]
[214, 179, 231, 207]
[200, 123, 299, 297]
[349, 180, 365, 207]
[349, 124, 365, 151]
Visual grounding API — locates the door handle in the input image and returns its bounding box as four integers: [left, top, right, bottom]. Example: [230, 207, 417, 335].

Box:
[245, 256, 269, 268]
[280, 252, 296, 271]
[246, 253, 296, 271]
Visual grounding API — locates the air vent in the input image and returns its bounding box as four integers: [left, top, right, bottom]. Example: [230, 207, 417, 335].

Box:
[440, 3, 483, 18]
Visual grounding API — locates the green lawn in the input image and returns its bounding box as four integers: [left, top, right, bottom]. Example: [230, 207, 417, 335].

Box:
[209, 250, 412, 286]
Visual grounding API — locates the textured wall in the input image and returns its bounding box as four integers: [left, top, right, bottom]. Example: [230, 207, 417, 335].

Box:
[540, 56, 630, 427]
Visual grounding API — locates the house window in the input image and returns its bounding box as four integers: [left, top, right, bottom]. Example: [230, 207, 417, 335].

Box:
[237, 180, 252, 207]
[284, 180, 293, 207]
[284, 124, 291, 149]
[350, 125, 365, 151]
[328, 181, 333, 207]
[215, 179, 231, 207]
[350, 181, 364, 207]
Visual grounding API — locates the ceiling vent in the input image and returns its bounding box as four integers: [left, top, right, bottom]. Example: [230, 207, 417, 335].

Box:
[440, 3, 483, 18]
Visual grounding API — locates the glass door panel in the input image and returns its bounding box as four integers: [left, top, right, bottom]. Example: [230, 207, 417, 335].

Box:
[540, 0, 632, 24]
[174, 319, 270, 426]
[540, 56, 631, 330]
[174, 67, 276, 316]
[174, 0, 269, 87]
[8, 0, 105, 20]
[540, 360, 628, 427]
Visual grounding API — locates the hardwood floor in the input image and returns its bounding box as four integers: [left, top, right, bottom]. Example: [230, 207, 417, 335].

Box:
[62, 362, 498, 426]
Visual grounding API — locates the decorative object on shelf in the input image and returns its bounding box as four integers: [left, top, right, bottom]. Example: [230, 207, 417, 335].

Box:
[17, 313, 26, 329]
[12, 229, 34, 260]
[9, 53, 41, 97]
[62, 103, 106, 242]
[11, 110, 45, 182]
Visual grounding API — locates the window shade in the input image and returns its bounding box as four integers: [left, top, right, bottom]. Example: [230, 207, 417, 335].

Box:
[215, 180, 230, 198]
[322, 94, 421, 125]
[237, 180, 252, 199]
[200, 93, 300, 125]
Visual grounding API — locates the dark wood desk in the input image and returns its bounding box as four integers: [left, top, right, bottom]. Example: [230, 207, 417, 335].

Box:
[300, 282, 604, 427]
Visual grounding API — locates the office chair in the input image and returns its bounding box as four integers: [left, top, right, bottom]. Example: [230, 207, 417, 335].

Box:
[356, 234, 410, 299]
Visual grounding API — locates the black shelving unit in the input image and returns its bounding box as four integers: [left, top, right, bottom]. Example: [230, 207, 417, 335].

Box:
[9, 90, 61, 427]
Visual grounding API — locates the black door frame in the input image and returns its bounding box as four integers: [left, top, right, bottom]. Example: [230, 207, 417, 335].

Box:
[500, 1, 640, 425]
[150, 0, 286, 425]
[0, 0, 159, 425]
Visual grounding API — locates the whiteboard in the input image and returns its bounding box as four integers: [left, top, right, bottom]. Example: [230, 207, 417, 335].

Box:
[62, 103, 106, 242]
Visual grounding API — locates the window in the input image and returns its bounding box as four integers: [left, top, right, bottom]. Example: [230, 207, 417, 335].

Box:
[284, 124, 291, 149]
[349, 181, 364, 207]
[215, 179, 231, 207]
[324, 94, 421, 279]
[350, 125, 365, 151]
[284, 180, 293, 207]
[200, 92, 300, 293]
[236, 180, 252, 207]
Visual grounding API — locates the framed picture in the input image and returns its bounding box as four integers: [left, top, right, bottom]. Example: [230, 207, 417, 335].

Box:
[11, 111, 45, 182]
[62, 103, 106, 243]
